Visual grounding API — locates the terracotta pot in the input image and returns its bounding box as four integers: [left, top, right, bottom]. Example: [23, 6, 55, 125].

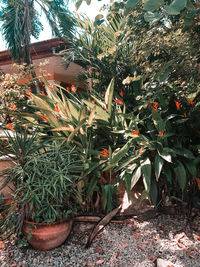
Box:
[24, 219, 73, 251]
[0, 157, 15, 199]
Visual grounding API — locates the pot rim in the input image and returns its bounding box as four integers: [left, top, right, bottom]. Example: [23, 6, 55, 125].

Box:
[24, 217, 73, 226]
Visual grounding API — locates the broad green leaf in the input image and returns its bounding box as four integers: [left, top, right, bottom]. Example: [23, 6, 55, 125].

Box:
[144, 0, 164, 12]
[144, 12, 162, 23]
[111, 140, 131, 164]
[126, 0, 140, 9]
[83, 100, 109, 121]
[141, 158, 151, 192]
[184, 160, 197, 177]
[131, 166, 142, 189]
[174, 161, 187, 191]
[165, 0, 187, 15]
[158, 150, 172, 163]
[125, 173, 132, 200]
[154, 154, 164, 181]
[174, 148, 195, 159]
[164, 167, 172, 184]
[102, 184, 116, 211]
[67, 119, 86, 143]
[105, 78, 114, 114]
[86, 176, 98, 198]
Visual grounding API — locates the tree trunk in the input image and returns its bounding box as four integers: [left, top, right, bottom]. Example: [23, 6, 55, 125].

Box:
[22, 0, 39, 94]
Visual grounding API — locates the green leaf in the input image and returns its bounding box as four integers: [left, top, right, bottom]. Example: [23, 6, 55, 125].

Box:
[165, 0, 187, 15]
[184, 160, 197, 177]
[86, 176, 98, 198]
[174, 161, 187, 191]
[158, 150, 172, 163]
[111, 140, 131, 164]
[126, 0, 140, 9]
[154, 154, 164, 181]
[144, 11, 162, 23]
[174, 148, 195, 159]
[141, 158, 151, 192]
[105, 78, 114, 114]
[131, 166, 142, 189]
[125, 173, 132, 199]
[144, 0, 164, 12]
[102, 184, 116, 211]
[75, 0, 83, 10]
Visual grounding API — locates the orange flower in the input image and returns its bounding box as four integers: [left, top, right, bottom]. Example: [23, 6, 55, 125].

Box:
[6, 123, 13, 131]
[105, 107, 108, 112]
[99, 148, 109, 158]
[151, 102, 158, 111]
[113, 98, 123, 105]
[39, 115, 49, 122]
[10, 102, 16, 111]
[71, 85, 77, 93]
[188, 98, 195, 106]
[19, 148, 22, 153]
[92, 99, 95, 104]
[137, 146, 143, 158]
[66, 87, 70, 93]
[184, 112, 187, 118]
[157, 129, 164, 137]
[119, 91, 124, 97]
[25, 89, 32, 98]
[131, 130, 139, 136]
[174, 100, 181, 110]
[55, 104, 60, 113]
[41, 91, 45, 96]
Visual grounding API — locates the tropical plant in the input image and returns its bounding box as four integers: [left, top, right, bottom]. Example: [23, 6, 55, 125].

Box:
[0, 142, 85, 243]
[0, 0, 74, 65]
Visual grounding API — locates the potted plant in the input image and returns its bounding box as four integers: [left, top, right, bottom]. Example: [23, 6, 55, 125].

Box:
[0, 132, 85, 250]
[20, 142, 84, 250]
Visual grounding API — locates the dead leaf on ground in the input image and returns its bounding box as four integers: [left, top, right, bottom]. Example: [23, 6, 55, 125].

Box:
[138, 244, 147, 250]
[85, 206, 121, 248]
[148, 254, 154, 260]
[193, 233, 200, 241]
[186, 247, 200, 259]
[121, 243, 129, 248]
[132, 233, 140, 239]
[95, 246, 103, 254]
[0, 241, 4, 249]
[116, 251, 120, 259]
[175, 232, 186, 250]
[96, 259, 104, 265]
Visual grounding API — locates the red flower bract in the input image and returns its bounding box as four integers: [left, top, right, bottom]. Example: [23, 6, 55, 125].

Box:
[113, 98, 123, 105]
[39, 115, 49, 122]
[174, 100, 181, 110]
[131, 130, 139, 136]
[6, 123, 13, 131]
[151, 102, 158, 111]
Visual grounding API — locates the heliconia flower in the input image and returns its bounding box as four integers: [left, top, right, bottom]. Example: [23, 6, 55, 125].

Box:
[55, 104, 60, 113]
[71, 85, 77, 93]
[174, 100, 181, 110]
[119, 91, 124, 97]
[92, 99, 95, 104]
[10, 102, 16, 111]
[151, 102, 158, 111]
[188, 98, 195, 105]
[25, 89, 32, 98]
[3, 22, 7, 25]
[66, 87, 70, 93]
[184, 112, 187, 118]
[19, 148, 22, 153]
[41, 91, 45, 96]
[131, 130, 139, 135]
[6, 123, 13, 131]
[105, 106, 108, 112]
[137, 146, 143, 158]
[39, 115, 48, 122]
[157, 129, 164, 137]
[99, 148, 109, 158]
[113, 98, 123, 105]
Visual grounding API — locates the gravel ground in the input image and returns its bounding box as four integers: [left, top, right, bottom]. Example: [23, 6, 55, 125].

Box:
[0, 213, 200, 267]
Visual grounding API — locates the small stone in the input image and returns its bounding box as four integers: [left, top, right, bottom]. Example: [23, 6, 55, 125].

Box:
[157, 258, 176, 267]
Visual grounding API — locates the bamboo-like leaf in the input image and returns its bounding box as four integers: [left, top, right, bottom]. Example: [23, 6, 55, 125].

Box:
[105, 78, 114, 114]
[141, 158, 151, 192]
[154, 153, 164, 181]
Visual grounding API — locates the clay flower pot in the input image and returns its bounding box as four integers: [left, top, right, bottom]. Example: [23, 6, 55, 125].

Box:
[24, 219, 73, 251]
